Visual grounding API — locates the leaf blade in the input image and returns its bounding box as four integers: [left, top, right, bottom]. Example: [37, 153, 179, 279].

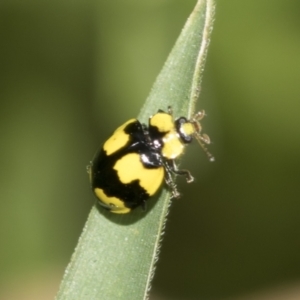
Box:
[56, 1, 215, 299]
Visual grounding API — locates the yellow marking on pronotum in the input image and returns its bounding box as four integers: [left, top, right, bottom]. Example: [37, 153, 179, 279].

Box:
[103, 119, 136, 156]
[162, 131, 184, 159]
[114, 153, 164, 196]
[94, 188, 131, 214]
[150, 113, 174, 132]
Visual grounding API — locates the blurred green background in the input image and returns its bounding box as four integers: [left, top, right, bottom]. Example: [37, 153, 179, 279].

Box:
[1, 0, 300, 299]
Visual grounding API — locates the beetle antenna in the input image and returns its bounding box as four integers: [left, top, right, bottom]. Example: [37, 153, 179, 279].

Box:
[194, 132, 215, 162]
[192, 110, 215, 162]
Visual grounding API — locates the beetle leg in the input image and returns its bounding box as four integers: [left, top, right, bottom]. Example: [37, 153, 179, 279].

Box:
[167, 106, 173, 115]
[169, 159, 194, 183]
[162, 160, 180, 199]
[157, 106, 173, 116]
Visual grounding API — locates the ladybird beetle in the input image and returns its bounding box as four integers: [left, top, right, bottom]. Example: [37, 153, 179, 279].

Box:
[88, 107, 213, 214]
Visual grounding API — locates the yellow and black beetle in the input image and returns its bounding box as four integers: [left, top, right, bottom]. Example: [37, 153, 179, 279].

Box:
[88, 107, 213, 214]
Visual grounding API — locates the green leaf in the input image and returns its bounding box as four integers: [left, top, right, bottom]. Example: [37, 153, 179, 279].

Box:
[56, 1, 215, 299]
